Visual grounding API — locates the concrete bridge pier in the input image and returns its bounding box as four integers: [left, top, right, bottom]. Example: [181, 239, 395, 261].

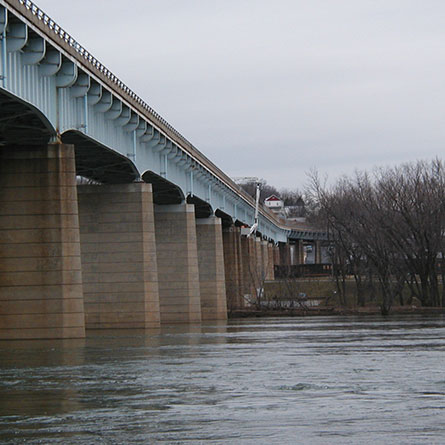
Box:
[260, 240, 276, 281]
[297, 241, 306, 264]
[196, 216, 227, 320]
[224, 229, 279, 309]
[154, 203, 201, 323]
[273, 243, 280, 272]
[239, 235, 258, 303]
[222, 226, 245, 310]
[255, 238, 264, 282]
[266, 242, 275, 281]
[279, 242, 291, 267]
[260, 240, 269, 281]
[77, 183, 160, 329]
[0, 144, 85, 339]
[314, 240, 322, 264]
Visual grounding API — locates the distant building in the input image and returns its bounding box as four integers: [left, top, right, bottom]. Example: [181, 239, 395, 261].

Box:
[264, 195, 284, 212]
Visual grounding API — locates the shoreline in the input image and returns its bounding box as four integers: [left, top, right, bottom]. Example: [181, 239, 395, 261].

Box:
[229, 306, 445, 318]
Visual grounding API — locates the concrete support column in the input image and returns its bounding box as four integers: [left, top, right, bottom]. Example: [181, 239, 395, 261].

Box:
[243, 237, 266, 301]
[315, 240, 322, 264]
[196, 216, 227, 320]
[297, 240, 305, 264]
[223, 226, 244, 310]
[289, 244, 298, 266]
[0, 144, 85, 339]
[240, 235, 256, 299]
[255, 238, 264, 283]
[279, 242, 291, 266]
[261, 240, 269, 280]
[154, 203, 201, 323]
[78, 183, 160, 329]
[267, 243, 275, 281]
[273, 244, 280, 267]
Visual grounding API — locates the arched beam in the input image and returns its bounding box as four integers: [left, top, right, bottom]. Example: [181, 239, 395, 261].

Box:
[187, 194, 213, 219]
[0, 89, 54, 145]
[62, 130, 139, 184]
[141, 170, 184, 205]
[215, 209, 233, 228]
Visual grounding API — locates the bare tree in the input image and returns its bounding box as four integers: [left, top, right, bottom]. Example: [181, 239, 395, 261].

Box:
[307, 160, 445, 314]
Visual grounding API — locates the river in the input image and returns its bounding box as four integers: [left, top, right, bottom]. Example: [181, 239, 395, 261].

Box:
[0, 315, 444, 444]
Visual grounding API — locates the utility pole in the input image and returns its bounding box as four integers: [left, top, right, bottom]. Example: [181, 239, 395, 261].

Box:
[248, 181, 261, 237]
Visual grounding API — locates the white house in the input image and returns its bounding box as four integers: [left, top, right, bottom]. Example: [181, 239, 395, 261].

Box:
[264, 195, 284, 212]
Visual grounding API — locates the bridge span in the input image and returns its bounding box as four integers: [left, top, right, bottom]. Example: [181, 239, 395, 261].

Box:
[0, 0, 327, 339]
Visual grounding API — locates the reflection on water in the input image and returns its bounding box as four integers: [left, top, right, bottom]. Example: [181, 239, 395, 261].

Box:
[1, 315, 445, 444]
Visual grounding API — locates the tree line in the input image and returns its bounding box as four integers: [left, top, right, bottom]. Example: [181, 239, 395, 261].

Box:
[239, 179, 304, 208]
[308, 159, 445, 314]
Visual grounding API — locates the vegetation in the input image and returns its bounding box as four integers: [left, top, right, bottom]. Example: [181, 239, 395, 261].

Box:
[307, 159, 445, 315]
[238, 179, 304, 207]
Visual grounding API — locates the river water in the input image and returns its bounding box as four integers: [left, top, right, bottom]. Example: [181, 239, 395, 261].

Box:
[0, 315, 444, 444]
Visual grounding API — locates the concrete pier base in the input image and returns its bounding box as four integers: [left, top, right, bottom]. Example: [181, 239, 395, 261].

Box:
[154, 203, 201, 323]
[255, 238, 264, 282]
[261, 240, 269, 280]
[196, 216, 227, 320]
[0, 144, 85, 339]
[279, 242, 289, 267]
[223, 226, 244, 310]
[315, 240, 322, 264]
[273, 244, 280, 267]
[267, 242, 275, 281]
[240, 235, 257, 301]
[78, 183, 160, 329]
[297, 240, 305, 264]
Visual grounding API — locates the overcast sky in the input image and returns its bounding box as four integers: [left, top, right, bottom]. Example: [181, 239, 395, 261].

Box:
[35, 0, 445, 190]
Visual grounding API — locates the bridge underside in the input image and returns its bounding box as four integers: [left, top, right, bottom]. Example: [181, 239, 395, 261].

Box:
[0, 90, 139, 185]
[215, 209, 233, 228]
[0, 90, 53, 145]
[142, 170, 184, 205]
[63, 131, 139, 184]
[187, 195, 213, 219]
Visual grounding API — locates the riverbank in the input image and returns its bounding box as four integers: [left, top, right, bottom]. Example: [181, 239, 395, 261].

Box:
[229, 305, 445, 318]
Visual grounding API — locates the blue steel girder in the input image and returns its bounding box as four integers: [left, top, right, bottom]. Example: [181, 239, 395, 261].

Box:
[0, 0, 293, 242]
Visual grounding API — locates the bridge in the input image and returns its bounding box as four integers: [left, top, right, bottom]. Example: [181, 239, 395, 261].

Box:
[0, 0, 328, 339]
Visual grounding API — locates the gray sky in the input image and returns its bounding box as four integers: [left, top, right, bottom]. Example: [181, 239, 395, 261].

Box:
[35, 0, 445, 190]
